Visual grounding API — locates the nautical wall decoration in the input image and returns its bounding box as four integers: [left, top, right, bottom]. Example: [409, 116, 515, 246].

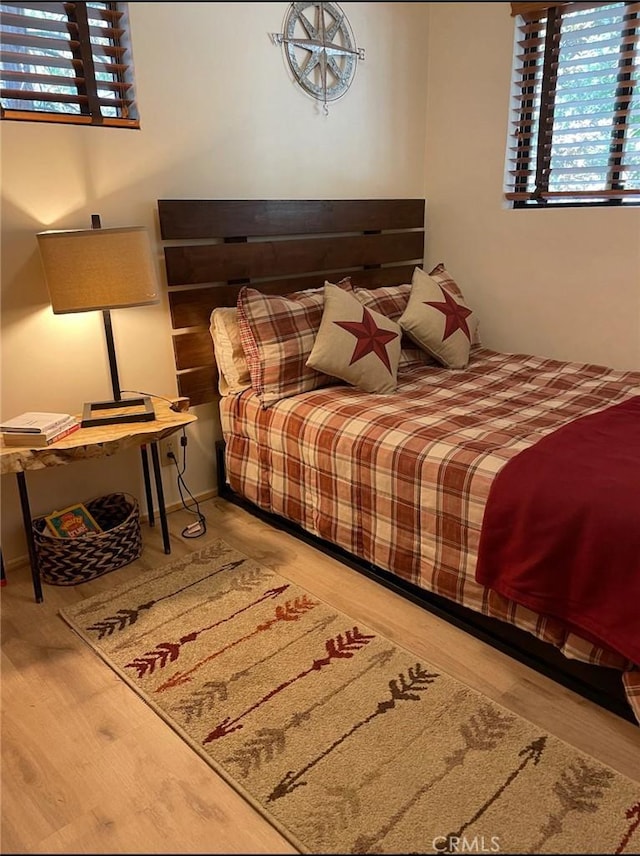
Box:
[270, 2, 365, 114]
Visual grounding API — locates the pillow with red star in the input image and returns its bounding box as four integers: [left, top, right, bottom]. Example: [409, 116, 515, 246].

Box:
[428, 263, 481, 345]
[399, 266, 478, 369]
[353, 283, 436, 370]
[306, 284, 402, 394]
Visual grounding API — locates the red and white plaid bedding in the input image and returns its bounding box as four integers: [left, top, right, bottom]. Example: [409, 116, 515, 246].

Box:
[220, 346, 640, 721]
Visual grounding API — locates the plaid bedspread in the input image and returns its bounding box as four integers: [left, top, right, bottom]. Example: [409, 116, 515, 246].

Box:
[220, 347, 640, 721]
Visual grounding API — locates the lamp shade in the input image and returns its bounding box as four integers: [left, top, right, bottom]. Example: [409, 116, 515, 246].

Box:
[37, 226, 159, 314]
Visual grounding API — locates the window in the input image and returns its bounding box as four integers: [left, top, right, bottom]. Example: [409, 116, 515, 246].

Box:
[507, 1, 639, 206]
[0, 1, 139, 128]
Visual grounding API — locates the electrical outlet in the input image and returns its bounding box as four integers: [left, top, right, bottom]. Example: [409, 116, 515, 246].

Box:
[160, 436, 178, 467]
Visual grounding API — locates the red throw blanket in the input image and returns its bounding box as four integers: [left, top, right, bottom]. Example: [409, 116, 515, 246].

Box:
[475, 396, 640, 664]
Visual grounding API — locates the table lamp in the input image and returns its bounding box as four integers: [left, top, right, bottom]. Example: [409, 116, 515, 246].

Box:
[37, 214, 160, 428]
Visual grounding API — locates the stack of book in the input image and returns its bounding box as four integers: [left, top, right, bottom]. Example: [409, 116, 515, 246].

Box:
[1, 411, 81, 447]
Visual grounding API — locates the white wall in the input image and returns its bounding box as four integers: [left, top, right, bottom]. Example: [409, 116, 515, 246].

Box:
[424, 3, 640, 370]
[1, 3, 429, 564]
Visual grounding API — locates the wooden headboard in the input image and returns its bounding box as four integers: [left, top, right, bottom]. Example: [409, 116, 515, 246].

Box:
[158, 198, 426, 407]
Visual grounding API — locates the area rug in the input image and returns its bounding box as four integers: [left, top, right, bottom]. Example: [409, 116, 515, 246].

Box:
[60, 541, 640, 854]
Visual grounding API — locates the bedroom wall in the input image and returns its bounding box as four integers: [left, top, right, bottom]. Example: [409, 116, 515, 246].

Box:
[423, 2, 640, 371]
[0, 2, 429, 565]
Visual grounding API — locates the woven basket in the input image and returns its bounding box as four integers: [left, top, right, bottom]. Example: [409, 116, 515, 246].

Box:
[33, 493, 142, 586]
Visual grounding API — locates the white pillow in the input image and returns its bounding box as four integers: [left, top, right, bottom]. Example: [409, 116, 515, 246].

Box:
[209, 307, 251, 395]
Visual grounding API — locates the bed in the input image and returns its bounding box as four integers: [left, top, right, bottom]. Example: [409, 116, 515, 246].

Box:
[158, 198, 640, 724]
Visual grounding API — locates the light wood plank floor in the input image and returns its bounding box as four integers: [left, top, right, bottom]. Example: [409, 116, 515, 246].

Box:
[2, 497, 639, 854]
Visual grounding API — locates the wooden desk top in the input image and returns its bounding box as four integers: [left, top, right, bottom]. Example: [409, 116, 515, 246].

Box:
[0, 398, 198, 475]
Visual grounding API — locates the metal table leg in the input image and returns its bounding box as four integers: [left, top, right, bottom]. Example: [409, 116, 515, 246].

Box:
[140, 445, 155, 527]
[150, 441, 171, 554]
[16, 472, 43, 603]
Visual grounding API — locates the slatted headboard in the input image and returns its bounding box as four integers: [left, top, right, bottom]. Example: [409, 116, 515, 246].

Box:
[158, 199, 426, 406]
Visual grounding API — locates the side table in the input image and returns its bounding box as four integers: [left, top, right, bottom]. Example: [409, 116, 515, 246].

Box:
[0, 398, 197, 603]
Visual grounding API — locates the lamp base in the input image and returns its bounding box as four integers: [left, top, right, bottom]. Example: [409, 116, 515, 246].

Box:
[81, 396, 156, 428]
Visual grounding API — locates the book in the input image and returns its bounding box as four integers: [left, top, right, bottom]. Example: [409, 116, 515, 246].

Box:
[44, 503, 103, 538]
[1, 420, 81, 447]
[1, 411, 76, 434]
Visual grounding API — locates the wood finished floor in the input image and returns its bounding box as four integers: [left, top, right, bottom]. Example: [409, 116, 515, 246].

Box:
[2, 497, 639, 854]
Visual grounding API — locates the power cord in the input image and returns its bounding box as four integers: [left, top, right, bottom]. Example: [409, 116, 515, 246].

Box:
[168, 429, 207, 539]
[121, 389, 206, 538]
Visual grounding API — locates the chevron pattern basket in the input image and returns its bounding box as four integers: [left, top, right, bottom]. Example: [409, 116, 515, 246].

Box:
[33, 493, 142, 586]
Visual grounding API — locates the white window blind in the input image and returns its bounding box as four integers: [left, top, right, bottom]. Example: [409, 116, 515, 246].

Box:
[507, 1, 640, 205]
[1, 1, 139, 127]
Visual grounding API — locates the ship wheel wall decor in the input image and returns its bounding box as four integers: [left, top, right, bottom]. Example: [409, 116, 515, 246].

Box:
[270, 2, 365, 113]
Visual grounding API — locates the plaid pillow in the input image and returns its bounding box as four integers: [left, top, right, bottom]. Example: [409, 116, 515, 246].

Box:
[237, 278, 352, 407]
[429, 263, 481, 345]
[354, 283, 435, 369]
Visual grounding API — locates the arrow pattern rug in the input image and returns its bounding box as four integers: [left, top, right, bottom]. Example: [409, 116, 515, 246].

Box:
[60, 541, 640, 854]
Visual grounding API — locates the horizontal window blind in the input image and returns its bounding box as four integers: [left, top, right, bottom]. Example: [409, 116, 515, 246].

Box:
[0, 1, 139, 127]
[507, 1, 640, 204]
[511, 3, 574, 22]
